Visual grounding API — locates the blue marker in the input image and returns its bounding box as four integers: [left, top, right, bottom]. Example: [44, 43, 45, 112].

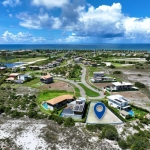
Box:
[94, 102, 106, 119]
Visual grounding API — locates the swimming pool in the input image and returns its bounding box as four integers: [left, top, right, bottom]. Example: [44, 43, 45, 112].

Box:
[124, 108, 134, 116]
[42, 103, 49, 110]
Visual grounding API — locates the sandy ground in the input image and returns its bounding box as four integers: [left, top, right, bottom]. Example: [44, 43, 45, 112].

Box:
[40, 81, 74, 92]
[94, 82, 112, 88]
[122, 70, 150, 90]
[111, 91, 150, 111]
[0, 118, 123, 150]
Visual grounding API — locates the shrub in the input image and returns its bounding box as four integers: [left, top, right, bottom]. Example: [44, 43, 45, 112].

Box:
[118, 140, 129, 149]
[134, 82, 146, 88]
[64, 117, 75, 127]
[100, 125, 119, 141]
[113, 71, 122, 74]
[86, 124, 97, 132]
[109, 65, 115, 68]
[125, 114, 133, 120]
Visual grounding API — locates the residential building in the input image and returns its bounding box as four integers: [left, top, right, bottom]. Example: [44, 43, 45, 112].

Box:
[40, 74, 53, 84]
[107, 94, 129, 110]
[46, 95, 74, 110]
[6, 73, 20, 82]
[61, 97, 86, 119]
[111, 82, 133, 91]
[91, 72, 116, 83]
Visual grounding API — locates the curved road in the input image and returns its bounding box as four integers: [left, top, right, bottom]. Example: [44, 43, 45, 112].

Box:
[54, 65, 105, 100]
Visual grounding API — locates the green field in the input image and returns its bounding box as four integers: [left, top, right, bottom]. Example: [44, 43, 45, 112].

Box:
[37, 90, 74, 104]
[78, 83, 100, 97]
[24, 78, 43, 88]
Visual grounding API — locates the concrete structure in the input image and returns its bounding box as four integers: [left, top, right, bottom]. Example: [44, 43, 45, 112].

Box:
[86, 102, 123, 124]
[46, 95, 74, 110]
[111, 82, 133, 91]
[40, 74, 53, 84]
[107, 94, 130, 110]
[91, 72, 116, 83]
[61, 97, 86, 119]
[74, 57, 82, 63]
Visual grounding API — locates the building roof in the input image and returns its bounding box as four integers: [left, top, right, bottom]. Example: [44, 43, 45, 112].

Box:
[9, 73, 20, 77]
[6, 77, 15, 81]
[46, 95, 74, 105]
[107, 94, 128, 103]
[94, 72, 104, 74]
[41, 74, 52, 79]
[112, 82, 132, 86]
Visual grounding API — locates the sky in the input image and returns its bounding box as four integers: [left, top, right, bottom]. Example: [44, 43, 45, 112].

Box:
[1, 0, 150, 44]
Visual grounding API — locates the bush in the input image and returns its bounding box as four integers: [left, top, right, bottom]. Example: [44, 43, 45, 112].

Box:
[100, 125, 119, 141]
[118, 140, 129, 149]
[134, 82, 146, 88]
[64, 117, 75, 127]
[125, 114, 133, 120]
[86, 124, 97, 132]
[48, 115, 64, 125]
[113, 71, 122, 74]
[109, 65, 115, 68]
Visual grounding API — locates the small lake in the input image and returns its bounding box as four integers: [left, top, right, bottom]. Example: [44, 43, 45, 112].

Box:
[1, 62, 26, 68]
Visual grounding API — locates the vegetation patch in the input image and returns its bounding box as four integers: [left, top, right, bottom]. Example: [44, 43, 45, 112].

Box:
[37, 90, 74, 104]
[78, 83, 100, 97]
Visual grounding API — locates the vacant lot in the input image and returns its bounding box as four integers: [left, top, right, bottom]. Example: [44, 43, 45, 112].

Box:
[111, 91, 150, 111]
[94, 82, 113, 89]
[40, 81, 74, 92]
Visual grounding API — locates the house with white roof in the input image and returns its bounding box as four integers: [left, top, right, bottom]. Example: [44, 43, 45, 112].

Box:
[91, 72, 116, 83]
[111, 82, 133, 91]
[107, 94, 134, 117]
[107, 95, 129, 110]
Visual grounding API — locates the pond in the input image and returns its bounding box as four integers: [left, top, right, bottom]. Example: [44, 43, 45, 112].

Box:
[2, 62, 26, 68]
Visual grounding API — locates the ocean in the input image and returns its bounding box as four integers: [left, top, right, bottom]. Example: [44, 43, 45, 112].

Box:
[0, 44, 150, 51]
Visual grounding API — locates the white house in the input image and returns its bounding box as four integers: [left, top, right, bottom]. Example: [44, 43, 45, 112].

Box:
[93, 72, 104, 78]
[111, 82, 133, 91]
[107, 94, 129, 110]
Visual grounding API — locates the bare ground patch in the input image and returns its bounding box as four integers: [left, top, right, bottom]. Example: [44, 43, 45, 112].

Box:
[94, 82, 113, 88]
[111, 91, 150, 111]
[40, 81, 74, 92]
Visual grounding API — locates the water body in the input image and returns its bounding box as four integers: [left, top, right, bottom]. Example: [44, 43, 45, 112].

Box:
[0, 44, 150, 51]
[1, 62, 25, 68]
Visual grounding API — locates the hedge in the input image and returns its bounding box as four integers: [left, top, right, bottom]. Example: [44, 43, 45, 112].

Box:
[101, 100, 126, 122]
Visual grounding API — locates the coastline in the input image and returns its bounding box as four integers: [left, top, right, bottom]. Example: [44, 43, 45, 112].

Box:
[0, 44, 150, 51]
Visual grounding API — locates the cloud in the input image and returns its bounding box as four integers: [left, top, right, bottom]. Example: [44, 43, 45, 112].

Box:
[16, 12, 61, 29]
[16, 2, 150, 42]
[31, 0, 69, 8]
[0, 31, 46, 43]
[2, 0, 21, 7]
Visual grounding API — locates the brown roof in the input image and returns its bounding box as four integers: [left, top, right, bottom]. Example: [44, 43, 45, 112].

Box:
[6, 77, 15, 81]
[9, 73, 19, 77]
[46, 95, 74, 105]
[41, 74, 52, 79]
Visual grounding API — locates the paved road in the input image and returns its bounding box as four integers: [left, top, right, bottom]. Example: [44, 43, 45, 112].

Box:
[54, 66, 105, 100]
[80, 67, 105, 99]
[54, 77, 86, 97]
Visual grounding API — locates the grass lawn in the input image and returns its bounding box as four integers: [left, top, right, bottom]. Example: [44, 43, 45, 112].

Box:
[132, 107, 148, 117]
[37, 90, 74, 104]
[111, 63, 122, 67]
[78, 83, 100, 97]
[24, 78, 43, 88]
[87, 66, 102, 77]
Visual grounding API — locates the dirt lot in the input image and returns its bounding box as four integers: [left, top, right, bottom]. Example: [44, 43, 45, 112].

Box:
[111, 91, 150, 111]
[94, 82, 113, 88]
[122, 70, 150, 90]
[40, 81, 74, 92]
